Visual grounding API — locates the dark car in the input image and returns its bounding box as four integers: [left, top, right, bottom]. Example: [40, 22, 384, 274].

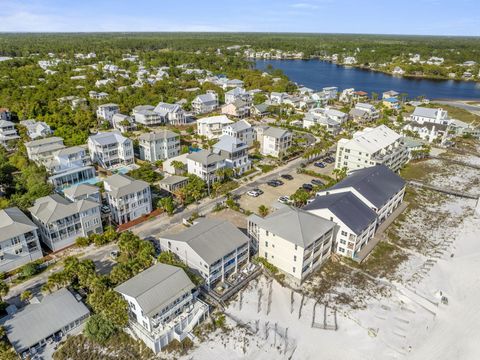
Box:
[281, 174, 294, 180]
[311, 179, 324, 186]
[275, 179, 284, 185]
[253, 188, 264, 195]
[267, 180, 279, 187]
[314, 162, 325, 168]
[324, 157, 334, 164]
[302, 183, 314, 191]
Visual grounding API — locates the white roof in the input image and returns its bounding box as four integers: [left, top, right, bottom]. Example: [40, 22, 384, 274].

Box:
[341, 125, 402, 154]
[197, 115, 233, 125]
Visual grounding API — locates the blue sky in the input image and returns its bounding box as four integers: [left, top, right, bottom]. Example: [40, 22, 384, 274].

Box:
[1, 0, 479, 35]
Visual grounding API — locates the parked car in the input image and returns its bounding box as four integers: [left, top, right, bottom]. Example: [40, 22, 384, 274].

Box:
[247, 188, 263, 197]
[275, 179, 284, 185]
[324, 157, 334, 163]
[311, 179, 324, 186]
[281, 174, 294, 180]
[302, 183, 314, 191]
[278, 196, 290, 204]
[314, 162, 325, 168]
[267, 180, 279, 187]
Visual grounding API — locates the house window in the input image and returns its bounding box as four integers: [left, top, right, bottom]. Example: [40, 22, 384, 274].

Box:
[340, 239, 347, 245]
[294, 244, 297, 250]
[265, 241, 268, 247]
[266, 230, 269, 236]
[292, 267, 296, 273]
[264, 252, 268, 258]
[341, 231, 347, 236]
[293, 255, 297, 262]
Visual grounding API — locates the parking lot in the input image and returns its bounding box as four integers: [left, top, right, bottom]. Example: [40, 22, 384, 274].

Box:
[239, 159, 335, 213]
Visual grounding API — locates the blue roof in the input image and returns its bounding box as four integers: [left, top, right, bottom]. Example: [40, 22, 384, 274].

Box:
[304, 192, 377, 235]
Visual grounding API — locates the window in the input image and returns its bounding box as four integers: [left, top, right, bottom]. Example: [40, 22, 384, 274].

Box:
[293, 255, 297, 262]
[265, 241, 268, 247]
[338, 247, 345, 253]
[264, 252, 268, 258]
[341, 231, 348, 236]
[340, 239, 347, 245]
[266, 230, 269, 236]
[292, 267, 296, 273]
[294, 244, 297, 250]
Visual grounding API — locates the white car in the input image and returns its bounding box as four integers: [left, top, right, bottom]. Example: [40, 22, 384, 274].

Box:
[278, 196, 290, 204]
[247, 189, 261, 197]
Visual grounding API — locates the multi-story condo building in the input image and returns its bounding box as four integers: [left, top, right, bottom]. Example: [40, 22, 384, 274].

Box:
[139, 130, 180, 162]
[96, 103, 120, 123]
[315, 165, 406, 224]
[87, 131, 134, 170]
[335, 125, 408, 172]
[29, 194, 102, 251]
[212, 134, 251, 175]
[153, 102, 187, 125]
[191, 92, 218, 114]
[255, 126, 293, 158]
[25, 137, 66, 165]
[304, 192, 377, 260]
[247, 206, 335, 284]
[0, 207, 43, 273]
[132, 105, 163, 126]
[20, 119, 53, 140]
[159, 219, 250, 288]
[196, 115, 233, 140]
[115, 263, 209, 353]
[0, 120, 20, 148]
[186, 150, 226, 185]
[103, 174, 152, 225]
[222, 119, 255, 147]
[45, 146, 96, 189]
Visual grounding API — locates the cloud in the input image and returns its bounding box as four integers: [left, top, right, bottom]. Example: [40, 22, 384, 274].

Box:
[290, 2, 320, 9]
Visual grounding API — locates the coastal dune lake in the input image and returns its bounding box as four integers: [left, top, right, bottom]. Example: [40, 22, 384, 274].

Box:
[255, 59, 480, 100]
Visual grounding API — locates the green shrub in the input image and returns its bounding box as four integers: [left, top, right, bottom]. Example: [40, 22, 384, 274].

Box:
[75, 236, 91, 247]
[84, 314, 116, 344]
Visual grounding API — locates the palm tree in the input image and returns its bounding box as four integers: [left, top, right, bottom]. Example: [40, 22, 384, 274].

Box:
[332, 167, 348, 182]
[258, 205, 269, 217]
[171, 160, 185, 175]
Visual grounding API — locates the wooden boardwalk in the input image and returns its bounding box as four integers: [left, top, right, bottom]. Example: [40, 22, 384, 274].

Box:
[408, 180, 479, 200]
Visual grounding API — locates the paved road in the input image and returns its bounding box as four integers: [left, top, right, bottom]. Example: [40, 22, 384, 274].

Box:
[432, 100, 480, 116]
[5, 243, 118, 305]
[133, 156, 308, 239]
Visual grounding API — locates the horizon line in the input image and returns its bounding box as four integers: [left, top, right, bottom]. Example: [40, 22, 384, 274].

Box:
[0, 31, 479, 38]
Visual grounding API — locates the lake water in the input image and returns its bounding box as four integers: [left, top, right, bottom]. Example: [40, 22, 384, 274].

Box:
[255, 60, 480, 100]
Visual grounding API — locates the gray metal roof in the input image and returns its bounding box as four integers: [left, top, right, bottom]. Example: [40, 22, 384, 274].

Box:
[248, 206, 335, 248]
[304, 192, 377, 235]
[63, 183, 99, 199]
[89, 131, 130, 146]
[139, 130, 178, 142]
[29, 194, 99, 223]
[25, 136, 64, 149]
[159, 175, 188, 186]
[0, 207, 38, 242]
[213, 134, 247, 154]
[2, 288, 90, 353]
[263, 126, 291, 139]
[104, 174, 150, 198]
[227, 119, 251, 132]
[162, 219, 249, 265]
[115, 263, 194, 318]
[329, 165, 406, 208]
[186, 149, 225, 166]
